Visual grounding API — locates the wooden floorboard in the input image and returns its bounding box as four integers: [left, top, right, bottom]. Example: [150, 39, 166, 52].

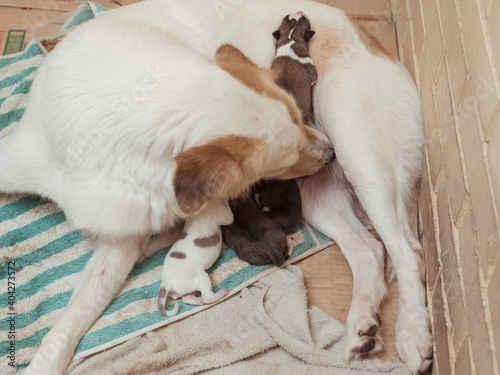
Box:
[296, 244, 401, 363]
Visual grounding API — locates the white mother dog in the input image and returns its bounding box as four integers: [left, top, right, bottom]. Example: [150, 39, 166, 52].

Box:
[0, 0, 431, 373]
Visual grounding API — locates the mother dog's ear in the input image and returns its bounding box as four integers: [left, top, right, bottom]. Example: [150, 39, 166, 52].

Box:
[173, 136, 258, 216]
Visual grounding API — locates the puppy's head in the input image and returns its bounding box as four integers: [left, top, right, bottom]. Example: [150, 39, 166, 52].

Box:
[222, 199, 289, 267]
[272, 12, 316, 48]
[173, 131, 333, 216]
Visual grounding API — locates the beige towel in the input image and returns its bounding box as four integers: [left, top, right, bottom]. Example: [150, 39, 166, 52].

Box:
[67, 266, 410, 375]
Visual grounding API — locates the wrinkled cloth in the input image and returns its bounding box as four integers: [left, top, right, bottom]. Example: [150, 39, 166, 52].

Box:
[67, 266, 410, 375]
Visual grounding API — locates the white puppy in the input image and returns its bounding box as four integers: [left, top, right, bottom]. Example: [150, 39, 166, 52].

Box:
[157, 200, 234, 316]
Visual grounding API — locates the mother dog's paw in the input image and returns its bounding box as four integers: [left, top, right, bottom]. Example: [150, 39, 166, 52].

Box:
[396, 307, 433, 374]
[345, 311, 383, 360]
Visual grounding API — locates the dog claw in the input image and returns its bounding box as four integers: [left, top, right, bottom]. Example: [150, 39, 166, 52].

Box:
[357, 338, 376, 353]
[359, 324, 378, 337]
[375, 312, 382, 326]
[346, 309, 383, 360]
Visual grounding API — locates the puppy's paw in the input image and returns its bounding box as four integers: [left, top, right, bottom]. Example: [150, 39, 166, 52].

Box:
[182, 293, 205, 305]
[345, 311, 383, 359]
[396, 307, 433, 374]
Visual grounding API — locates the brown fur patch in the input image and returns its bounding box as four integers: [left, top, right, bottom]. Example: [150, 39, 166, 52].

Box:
[348, 16, 393, 60]
[180, 231, 188, 240]
[194, 234, 220, 248]
[290, 42, 309, 58]
[174, 135, 260, 215]
[157, 298, 167, 315]
[308, 31, 339, 77]
[169, 251, 186, 259]
[158, 287, 167, 299]
[271, 57, 317, 123]
[419, 272, 426, 288]
[412, 243, 425, 262]
[215, 44, 303, 126]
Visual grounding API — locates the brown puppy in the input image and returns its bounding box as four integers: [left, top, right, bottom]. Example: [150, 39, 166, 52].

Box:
[221, 197, 289, 266]
[271, 12, 318, 123]
[253, 179, 302, 235]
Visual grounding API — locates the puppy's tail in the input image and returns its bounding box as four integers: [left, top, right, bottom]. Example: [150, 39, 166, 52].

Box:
[157, 286, 179, 317]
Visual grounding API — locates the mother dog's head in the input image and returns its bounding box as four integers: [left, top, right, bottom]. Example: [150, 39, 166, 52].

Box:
[173, 44, 335, 216]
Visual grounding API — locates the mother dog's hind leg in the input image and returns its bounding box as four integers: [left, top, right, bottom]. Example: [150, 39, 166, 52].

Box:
[24, 235, 149, 375]
[353, 180, 433, 374]
[299, 167, 387, 360]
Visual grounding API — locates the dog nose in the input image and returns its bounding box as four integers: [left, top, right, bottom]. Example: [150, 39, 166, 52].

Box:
[325, 147, 336, 165]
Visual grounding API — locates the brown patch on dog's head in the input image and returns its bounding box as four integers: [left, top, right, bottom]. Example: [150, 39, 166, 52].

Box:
[215, 44, 302, 126]
[174, 135, 260, 216]
[174, 130, 333, 217]
[209, 45, 335, 200]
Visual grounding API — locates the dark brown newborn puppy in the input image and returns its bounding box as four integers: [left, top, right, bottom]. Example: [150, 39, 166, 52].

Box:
[222, 12, 317, 267]
[221, 197, 289, 266]
[252, 180, 302, 235]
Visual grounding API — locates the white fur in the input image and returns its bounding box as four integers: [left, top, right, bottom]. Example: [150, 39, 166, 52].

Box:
[276, 41, 314, 64]
[287, 13, 303, 38]
[0, 0, 432, 374]
[157, 200, 233, 315]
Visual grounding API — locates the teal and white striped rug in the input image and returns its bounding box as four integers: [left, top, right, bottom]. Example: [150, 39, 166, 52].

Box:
[0, 2, 334, 369]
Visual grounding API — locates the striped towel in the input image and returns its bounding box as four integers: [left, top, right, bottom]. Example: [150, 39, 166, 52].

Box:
[0, 3, 334, 369]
